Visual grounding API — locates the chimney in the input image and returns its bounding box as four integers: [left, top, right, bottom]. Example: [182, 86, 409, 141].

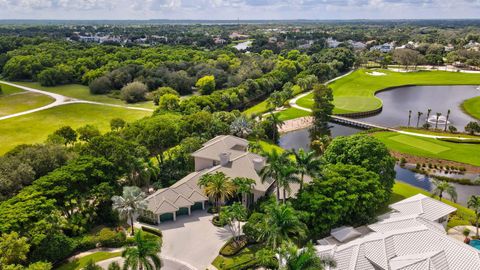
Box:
[253, 157, 265, 173]
[219, 152, 231, 166]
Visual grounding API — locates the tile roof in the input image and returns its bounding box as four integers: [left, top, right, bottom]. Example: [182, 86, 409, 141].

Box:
[191, 135, 249, 161]
[315, 195, 480, 270]
[389, 194, 456, 221]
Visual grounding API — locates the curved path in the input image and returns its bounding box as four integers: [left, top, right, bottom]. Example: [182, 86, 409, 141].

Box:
[287, 72, 478, 141]
[0, 81, 153, 121]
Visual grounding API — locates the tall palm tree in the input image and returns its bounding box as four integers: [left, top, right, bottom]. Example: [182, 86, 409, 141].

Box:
[233, 177, 256, 207]
[444, 109, 451, 131]
[407, 110, 412, 127]
[416, 111, 423, 128]
[258, 202, 307, 250]
[468, 195, 480, 237]
[122, 231, 162, 270]
[435, 112, 442, 129]
[281, 242, 336, 270]
[431, 179, 457, 202]
[267, 112, 285, 143]
[289, 148, 321, 191]
[260, 149, 289, 203]
[310, 135, 331, 155]
[426, 108, 432, 129]
[198, 172, 236, 213]
[112, 186, 147, 235]
[277, 165, 301, 204]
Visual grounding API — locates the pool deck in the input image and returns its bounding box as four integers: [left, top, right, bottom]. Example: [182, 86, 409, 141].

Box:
[448, 225, 479, 243]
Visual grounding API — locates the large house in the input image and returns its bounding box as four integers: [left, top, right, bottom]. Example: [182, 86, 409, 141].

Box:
[140, 135, 274, 223]
[314, 194, 480, 269]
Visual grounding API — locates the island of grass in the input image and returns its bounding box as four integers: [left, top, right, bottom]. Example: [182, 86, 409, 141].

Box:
[373, 131, 480, 167]
[0, 103, 151, 155]
[462, 96, 480, 120]
[0, 82, 54, 117]
[296, 69, 480, 115]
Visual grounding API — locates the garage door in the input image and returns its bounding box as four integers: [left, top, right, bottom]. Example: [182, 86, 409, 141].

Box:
[177, 207, 189, 216]
[160, 213, 174, 222]
[192, 202, 204, 211]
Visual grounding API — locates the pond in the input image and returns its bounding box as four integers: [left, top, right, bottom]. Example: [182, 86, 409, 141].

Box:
[279, 126, 480, 206]
[233, 40, 252, 51]
[359, 85, 480, 130]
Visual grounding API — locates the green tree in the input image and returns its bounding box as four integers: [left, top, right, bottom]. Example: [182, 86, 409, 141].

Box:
[84, 260, 102, 270]
[435, 112, 442, 129]
[260, 149, 289, 202]
[158, 94, 180, 111]
[289, 148, 321, 191]
[110, 118, 126, 131]
[108, 262, 121, 270]
[52, 126, 77, 146]
[230, 115, 253, 138]
[220, 202, 248, 245]
[0, 232, 30, 267]
[431, 179, 457, 202]
[465, 121, 480, 135]
[468, 195, 480, 238]
[198, 172, 236, 213]
[323, 134, 396, 193]
[121, 82, 148, 103]
[281, 242, 336, 270]
[152, 86, 179, 105]
[232, 177, 256, 206]
[310, 84, 333, 140]
[255, 248, 278, 270]
[277, 164, 300, 204]
[122, 231, 161, 270]
[77, 124, 101, 142]
[258, 202, 307, 250]
[112, 186, 147, 235]
[196, 75, 216, 95]
[416, 111, 423, 128]
[89, 76, 112, 95]
[265, 112, 284, 143]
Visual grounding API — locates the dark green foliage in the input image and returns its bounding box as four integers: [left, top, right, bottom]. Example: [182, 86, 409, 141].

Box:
[140, 226, 163, 238]
[465, 121, 480, 135]
[89, 76, 112, 95]
[323, 134, 396, 192]
[52, 126, 77, 146]
[120, 81, 148, 103]
[219, 236, 248, 256]
[293, 164, 388, 237]
[77, 125, 101, 142]
[30, 233, 75, 264]
[110, 118, 126, 131]
[310, 84, 334, 139]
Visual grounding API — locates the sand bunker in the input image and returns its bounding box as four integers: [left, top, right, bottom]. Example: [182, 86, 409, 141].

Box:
[367, 71, 387, 76]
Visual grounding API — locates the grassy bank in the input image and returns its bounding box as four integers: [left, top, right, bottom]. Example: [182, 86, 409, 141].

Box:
[297, 69, 480, 114]
[14, 82, 155, 109]
[462, 96, 480, 120]
[0, 103, 150, 155]
[373, 131, 480, 166]
[56, 251, 122, 270]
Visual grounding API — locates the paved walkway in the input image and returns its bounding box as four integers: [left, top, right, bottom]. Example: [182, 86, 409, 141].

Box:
[0, 81, 153, 121]
[448, 225, 479, 242]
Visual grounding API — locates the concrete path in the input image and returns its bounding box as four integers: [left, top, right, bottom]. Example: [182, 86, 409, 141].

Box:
[0, 81, 153, 121]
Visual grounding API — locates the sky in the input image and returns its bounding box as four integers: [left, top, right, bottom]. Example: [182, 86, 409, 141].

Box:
[0, 0, 480, 20]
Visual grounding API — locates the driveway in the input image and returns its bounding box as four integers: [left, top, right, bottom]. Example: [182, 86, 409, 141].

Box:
[137, 210, 231, 270]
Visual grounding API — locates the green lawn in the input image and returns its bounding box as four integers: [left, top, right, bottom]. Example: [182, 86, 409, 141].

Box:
[399, 127, 480, 139]
[0, 91, 54, 117]
[297, 69, 480, 114]
[243, 100, 269, 116]
[14, 82, 155, 109]
[462, 96, 480, 120]
[1, 82, 25, 95]
[0, 103, 150, 155]
[56, 251, 122, 270]
[373, 131, 480, 166]
[277, 107, 311, 121]
[391, 181, 475, 228]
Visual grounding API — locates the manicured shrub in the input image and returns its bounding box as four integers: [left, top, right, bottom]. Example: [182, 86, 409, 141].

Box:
[96, 228, 126, 247]
[140, 226, 163, 238]
[89, 76, 112, 94]
[212, 216, 227, 227]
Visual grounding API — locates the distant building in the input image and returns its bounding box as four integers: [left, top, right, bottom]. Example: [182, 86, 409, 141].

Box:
[348, 40, 367, 50]
[326, 37, 341, 48]
[444, 44, 455, 52]
[213, 37, 227, 44]
[229, 32, 249, 40]
[268, 36, 278, 43]
[370, 42, 395, 53]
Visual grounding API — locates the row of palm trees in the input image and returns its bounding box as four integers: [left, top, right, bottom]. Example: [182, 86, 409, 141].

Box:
[408, 108, 451, 131]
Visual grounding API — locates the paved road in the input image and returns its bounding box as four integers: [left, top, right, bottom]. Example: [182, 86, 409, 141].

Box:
[0, 80, 153, 121]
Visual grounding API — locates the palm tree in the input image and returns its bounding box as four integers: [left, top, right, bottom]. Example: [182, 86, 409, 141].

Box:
[431, 179, 457, 202]
[468, 195, 480, 237]
[407, 110, 412, 127]
[230, 115, 253, 138]
[220, 202, 248, 245]
[444, 109, 451, 132]
[112, 186, 147, 235]
[426, 108, 432, 128]
[232, 177, 256, 207]
[198, 172, 236, 213]
[255, 248, 278, 270]
[122, 231, 162, 270]
[435, 112, 442, 129]
[260, 149, 289, 203]
[416, 111, 423, 128]
[310, 135, 331, 155]
[267, 112, 285, 143]
[258, 202, 307, 250]
[289, 148, 321, 191]
[281, 242, 336, 270]
[277, 165, 301, 204]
